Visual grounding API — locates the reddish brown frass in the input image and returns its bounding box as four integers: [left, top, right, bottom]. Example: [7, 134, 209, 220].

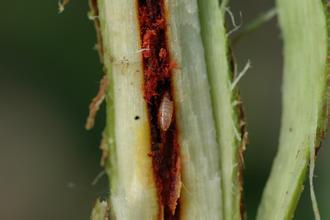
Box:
[138, 0, 181, 218]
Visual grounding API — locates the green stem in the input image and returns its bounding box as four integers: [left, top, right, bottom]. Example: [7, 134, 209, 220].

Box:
[257, 1, 329, 219]
[198, 0, 247, 219]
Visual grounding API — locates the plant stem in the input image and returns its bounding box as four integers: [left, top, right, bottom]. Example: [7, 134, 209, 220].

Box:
[257, 1, 329, 219]
[198, 1, 247, 219]
[97, 0, 159, 218]
[90, 0, 246, 219]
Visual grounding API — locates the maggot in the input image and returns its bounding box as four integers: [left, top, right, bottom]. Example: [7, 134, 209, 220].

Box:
[158, 93, 174, 131]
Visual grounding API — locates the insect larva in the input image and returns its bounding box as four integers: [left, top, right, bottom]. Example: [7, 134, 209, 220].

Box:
[158, 93, 174, 131]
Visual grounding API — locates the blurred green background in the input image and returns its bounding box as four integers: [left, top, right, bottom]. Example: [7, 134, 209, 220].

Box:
[0, 0, 328, 219]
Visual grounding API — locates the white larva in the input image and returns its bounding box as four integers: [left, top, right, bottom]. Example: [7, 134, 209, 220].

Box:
[158, 93, 174, 131]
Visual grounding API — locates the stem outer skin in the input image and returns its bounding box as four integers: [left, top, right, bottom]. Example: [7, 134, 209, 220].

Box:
[198, 0, 247, 219]
[257, 1, 329, 219]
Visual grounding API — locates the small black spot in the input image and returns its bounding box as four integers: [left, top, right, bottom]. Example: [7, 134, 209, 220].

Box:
[289, 127, 293, 132]
[135, 116, 140, 120]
